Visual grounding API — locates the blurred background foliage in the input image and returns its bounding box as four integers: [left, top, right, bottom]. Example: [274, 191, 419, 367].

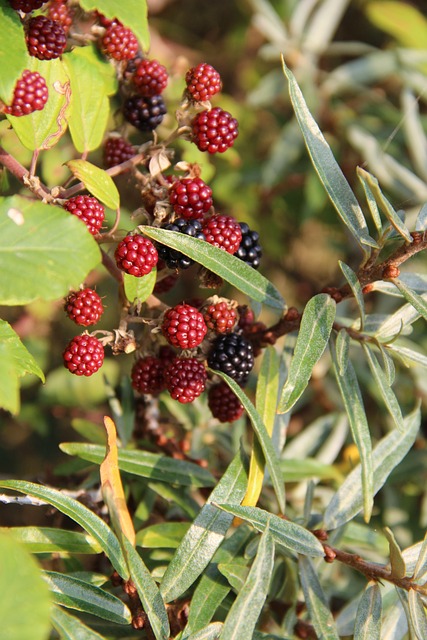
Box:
[1, 0, 427, 545]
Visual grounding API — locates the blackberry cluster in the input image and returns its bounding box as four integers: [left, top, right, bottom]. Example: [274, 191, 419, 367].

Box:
[65, 288, 104, 326]
[26, 15, 67, 60]
[133, 59, 168, 96]
[63, 335, 104, 376]
[169, 177, 213, 220]
[47, 1, 73, 34]
[164, 357, 207, 404]
[104, 135, 134, 168]
[235, 222, 262, 269]
[9, 0, 46, 12]
[207, 333, 254, 385]
[156, 219, 205, 270]
[123, 95, 167, 132]
[63, 196, 105, 235]
[5, 70, 48, 117]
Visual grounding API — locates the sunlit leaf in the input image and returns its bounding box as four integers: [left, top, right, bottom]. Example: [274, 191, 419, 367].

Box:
[66, 160, 120, 210]
[391, 278, 427, 323]
[354, 581, 382, 640]
[136, 523, 190, 549]
[299, 556, 340, 639]
[1, 527, 102, 555]
[123, 268, 156, 303]
[78, 0, 150, 51]
[408, 589, 427, 640]
[51, 606, 106, 640]
[362, 344, 404, 431]
[384, 528, 406, 579]
[357, 167, 382, 234]
[0, 1, 28, 103]
[339, 262, 365, 329]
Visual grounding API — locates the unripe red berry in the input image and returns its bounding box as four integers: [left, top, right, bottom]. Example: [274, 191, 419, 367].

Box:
[63, 334, 104, 376]
[47, 1, 73, 35]
[131, 356, 166, 395]
[26, 15, 67, 60]
[4, 70, 48, 117]
[115, 234, 158, 277]
[103, 135, 134, 168]
[203, 301, 237, 334]
[9, 0, 46, 12]
[169, 177, 213, 220]
[185, 63, 222, 102]
[164, 357, 207, 403]
[65, 288, 104, 326]
[202, 214, 242, 254]
[101, 22, 138, 61]
[133, 58, 168, 96]
[63, 196, 105, 235]
[162, 304, 207, 350]
[208, 382, 244, 423]
[191, 107, 238, 154]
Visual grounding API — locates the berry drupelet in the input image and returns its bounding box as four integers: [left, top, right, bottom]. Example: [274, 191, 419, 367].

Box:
[191, 107, 238, 154]
[162, 303, 207, 350]
[115, 234, 158, 277]
[123, 95, 167, 132]
[103, 135, 134, 168]
[202, 214, 242, 254]
[9, 0, 47, 12]
[65, 288, 104, 326]
[207, 333, 254, 385]
[26, 15, 67, 60]
[156, 218, 205, 270]
[169, 177, 213, 220]
[63, 334, 104, 376]
[63, 196, 105, 235]
[101, 22, 138, 61]
[164, 357, 207, 404]
[185, 63, 222, 102]
[131, 356, 166, 395]
[208, 381, 244, 423]
[4, 70, 48, 117]
[235, 222, 262, 269]
[133, 58, 168, 96]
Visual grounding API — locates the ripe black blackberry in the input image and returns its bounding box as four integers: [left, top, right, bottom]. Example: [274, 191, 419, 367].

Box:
[169, 177, 213, 220]
[115, 234, 158, 277]
[101, 22, 138, 61]
[156, 218, 205, 270]
[9, 0, 46, 12]
[185, 63, 222, 102]
[133, 59, 168, 97]
[235, 222, 262, 269]
[131, 356, 166, 395]
[5, 70, 48, 117]
[208, 381, 244, 423]
[162, 303, 207, 350]
[164, 357, 207, 404]
[63, 195, 105, 235]
[192, 107, 238, 154]
[63, 334, 104, 376]
[103, 135, 134, 168]
[65, 288, 104, 326]
[123, 95, 166, 132]
[26, 15, 67, 60]
[207, 333, 254, 385]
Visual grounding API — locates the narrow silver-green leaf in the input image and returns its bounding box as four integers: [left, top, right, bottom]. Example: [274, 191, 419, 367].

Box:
[50, 606, 105, 640]
[408, 589, 427, 640]
[66, 160, 120, 210]
[217, 560, 248, 592]
[59, 442, 215, 488]
[282, 61, 378, 251]
[1, 527, 102, 554]
[362, 344, 404, 431]
[183, 526, 252, 638]
[279, 294, 336, 413]
[256, 346, 281, 432]
[354, 581, 382, 640]
[339, 261, 365, 329]
[140, 226, 285, 311]
[376, 342, 396, 386]
[220, 523, 274, 640]
[187, 623, 223, 640]
[357, 167, 382, 234]
[391, 278, 427, 323]
[43, 571, 131, 625]
[212, 371, 285, 513]
[323, 403, 420, 530]
[299, 556, 340, 640]
[383, 528, 406, 579]
[123, 538, 170, 640]
[361, 170, 413, 243]
[335, 328, 350, 376]
[330, 335, 373, 522]
[136, 522, 190, 549]
[415, 203, 427, 231]
[413, 531, 427, 584]
[123, 268, 156, 303]
[160, 449, 248, 603]
[215, 504, 324, 558]
[0, 480, 128, 579]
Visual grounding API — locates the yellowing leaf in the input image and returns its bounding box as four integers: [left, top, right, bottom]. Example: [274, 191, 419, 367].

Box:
[100, 416, 135, 546]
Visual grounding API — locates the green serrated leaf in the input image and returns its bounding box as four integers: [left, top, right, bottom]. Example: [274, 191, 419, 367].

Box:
[330, 334, 373, 522]
[0, 527, 102, 555]
[0, 196, 101, 305]
[0, 480, 129, 579]
[362, 344, 404, 431]
[59, 442, 215, 488]
[299, 556, 340, 640]
[66, 160, 120, 210]
[215, 504, 325, 558]
[51, 606, 106, 640]
[43, 571, 131, 625]
[136, 523, 191, 549]
[79, 0, 150, 50]
[279, 294, 336, 413]
[323, 403, 420, 530]
[140, 226, 285, 311]
[0, 1, 29, 104]
[211, 372, 285, 514]
[62, 45, 117, 153]
[123, 267, 156, 303]
[6, 58, 70, 151]
[282, 61, 378, 252]
[354, 581, 382, 640]
[0, 531, 52, 640]
[339, 262, 365, 329]
[220, 523, 274, 640]
[160, 449, 248, 603]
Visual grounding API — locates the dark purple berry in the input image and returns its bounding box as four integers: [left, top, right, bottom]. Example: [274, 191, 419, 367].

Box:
[26, 15, 67, 60]
[123, 95, 167, 132]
